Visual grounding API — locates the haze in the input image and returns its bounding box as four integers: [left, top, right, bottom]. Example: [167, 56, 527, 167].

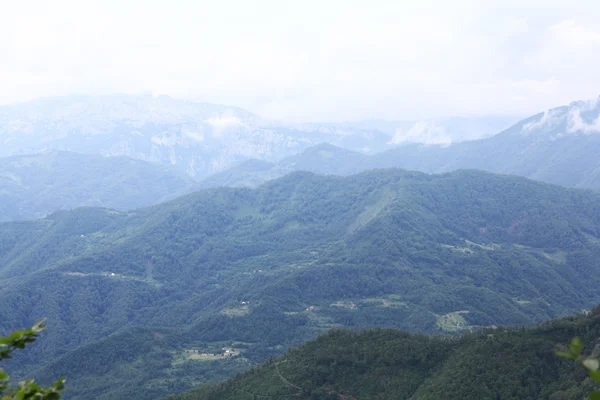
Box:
[1, 0, 600, 122]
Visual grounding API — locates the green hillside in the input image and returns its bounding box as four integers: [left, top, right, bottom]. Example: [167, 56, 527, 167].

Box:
[0, 151, 197, 221]
[3, 169, 600, 398]
[168, 309, 600, 400]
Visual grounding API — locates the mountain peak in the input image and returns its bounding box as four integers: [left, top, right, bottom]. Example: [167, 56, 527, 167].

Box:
[515, 96, 600, 138]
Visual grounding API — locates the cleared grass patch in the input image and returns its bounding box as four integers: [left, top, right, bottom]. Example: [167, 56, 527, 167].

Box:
[435, 310, 472, 332]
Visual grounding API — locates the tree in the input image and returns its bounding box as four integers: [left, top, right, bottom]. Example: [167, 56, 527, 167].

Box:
[0, 319, 65, 399]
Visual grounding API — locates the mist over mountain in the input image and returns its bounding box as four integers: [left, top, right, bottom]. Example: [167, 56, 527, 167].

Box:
[0, 151, 197, 222]
[0, 94, 382, 180]
[376, 96, 600, 189]
[322, 115, 518, 145]
[204, 97, 600, 192]
[199, 144, 366, 189]
[0, 94, 518, 180]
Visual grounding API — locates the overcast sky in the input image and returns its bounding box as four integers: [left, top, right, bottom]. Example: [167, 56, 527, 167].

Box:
[1, 0, 599, 122]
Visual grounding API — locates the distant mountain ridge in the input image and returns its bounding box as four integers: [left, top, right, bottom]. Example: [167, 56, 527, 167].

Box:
[304, 115, 518, 145]
[203, 97, 600, 191]
[199, 144, 366, 188]
[0, 94, 388, 180]
[0, 94, 518, 179]
[0, 151, 197, 221]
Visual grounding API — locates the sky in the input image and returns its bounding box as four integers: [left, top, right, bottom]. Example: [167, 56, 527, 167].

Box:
[1, 0, 600, 122]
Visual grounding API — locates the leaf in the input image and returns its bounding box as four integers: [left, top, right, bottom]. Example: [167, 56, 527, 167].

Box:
[589, 391, 600, 400]
[32, 319, 47, 332]
[556, 350, 575, 360]
[570, 336, 583, 358]
[589, 370, 600, 383]
[584, 358, 600, 371]
[8, 330, 24, 343]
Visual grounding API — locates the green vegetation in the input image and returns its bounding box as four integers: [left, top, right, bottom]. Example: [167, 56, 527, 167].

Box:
[3, 169, 600, 398]
[168, 309, 600, 400]
[557, 337, 600, 399]
[0, 320, 65, 399]
[0, 151, 197, 222]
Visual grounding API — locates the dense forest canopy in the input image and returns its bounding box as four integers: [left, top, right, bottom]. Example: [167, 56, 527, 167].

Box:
[168, 308, 600, 400]
[3, 169, 600, 398]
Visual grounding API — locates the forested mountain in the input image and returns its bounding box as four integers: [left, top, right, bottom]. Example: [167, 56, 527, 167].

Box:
[3, 169, 600, 398]
[203, 98, 600, 192]
[168, 309, 600, 400]
[0, 151, 197, 221]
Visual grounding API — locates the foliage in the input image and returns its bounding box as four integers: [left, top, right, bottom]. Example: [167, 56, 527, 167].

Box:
[4, 169, 600, 398]
[0, 151, 196, 222]
[169, 309, 600, 400]
[557, 336, 600, 399]
[0, 320, 65, 399]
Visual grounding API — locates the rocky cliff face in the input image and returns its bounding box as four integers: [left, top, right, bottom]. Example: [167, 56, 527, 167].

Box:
[0, 94, 392, 179]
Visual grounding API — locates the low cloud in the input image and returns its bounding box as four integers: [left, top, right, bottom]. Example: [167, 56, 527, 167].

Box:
[567, 107, 600, 135]
[521, 108, 564, 134]
[2, 2, 600, 122]
[389, 121, 452, 146]
[206, 112, 243, 137]
[520, 96, 600, 136]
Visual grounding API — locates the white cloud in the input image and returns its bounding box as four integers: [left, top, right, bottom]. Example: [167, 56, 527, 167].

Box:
[1, 0, 600, 125]
[521, 108, 564, 134]
[390, 122, 452, 146]
[567, 108, 600, 135]
[181, 126, 205, 142]
[206, 113, 243, 137]
[550, 19, 600, 47]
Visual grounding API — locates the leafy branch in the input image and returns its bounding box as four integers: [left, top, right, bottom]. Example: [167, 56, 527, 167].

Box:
[0, 319, 65, 400]
[557, 337, 600, 400]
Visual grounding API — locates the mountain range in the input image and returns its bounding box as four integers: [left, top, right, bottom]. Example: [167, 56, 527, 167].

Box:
[3, 169, 600, 398]
[3, 95, 600, 399]
[203, 97, 600, 192]
[0, 94, 517, 180]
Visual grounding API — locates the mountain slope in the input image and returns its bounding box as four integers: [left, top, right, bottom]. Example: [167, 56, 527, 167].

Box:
[168, 309, 600, 400]
[204, 97, 600, 191]
[200, 144, 366, 188]
[0, 95, 393, 179]
[329, 115, 519, 144]
[0, 94, 523, 180]
[0, 151, 197, 221]
[3, 170, 600, 398]
[366, 97, 600, 190]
